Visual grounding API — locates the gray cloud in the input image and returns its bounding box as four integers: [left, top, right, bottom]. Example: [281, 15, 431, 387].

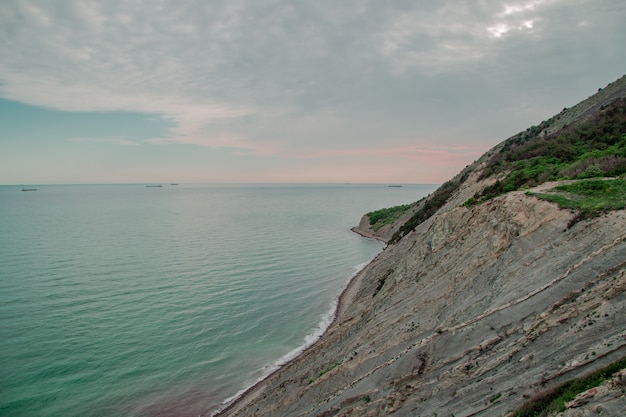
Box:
[1, 0, 624, 161]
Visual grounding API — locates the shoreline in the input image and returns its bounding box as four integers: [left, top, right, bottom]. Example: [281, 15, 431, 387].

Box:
[349, 226, 388, 243]
[211, 233, 378, 416]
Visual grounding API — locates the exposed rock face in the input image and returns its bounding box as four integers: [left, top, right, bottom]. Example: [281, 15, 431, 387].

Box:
[351, 203, 421, 243]
[217, 77, 626, 416]
[350, 214, 388, 242]
[559, 370, 626, 416]
[219, 174, 626, 416]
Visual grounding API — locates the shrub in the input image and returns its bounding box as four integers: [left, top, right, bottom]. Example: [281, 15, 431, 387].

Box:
[367, 204, 411, 230]
[390, 179, 459, 243]
[472, 98, 626, 204]
[514, 356, 626, 416]
[577, 164, 604, 179]
[529, 178, 626, 227]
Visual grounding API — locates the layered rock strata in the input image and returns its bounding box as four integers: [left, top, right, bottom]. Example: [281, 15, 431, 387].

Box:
[218, 174, 626, 416]
[217, 77, 626, 416]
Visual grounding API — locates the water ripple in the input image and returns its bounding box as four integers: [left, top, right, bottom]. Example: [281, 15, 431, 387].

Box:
[0, 183, 437, 417]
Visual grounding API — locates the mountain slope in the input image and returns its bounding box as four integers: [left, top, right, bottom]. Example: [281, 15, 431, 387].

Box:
[217, 77, 626, 417]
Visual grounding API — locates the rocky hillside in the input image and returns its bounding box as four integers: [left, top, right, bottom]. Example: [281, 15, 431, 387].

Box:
[217, 76, 626, 417]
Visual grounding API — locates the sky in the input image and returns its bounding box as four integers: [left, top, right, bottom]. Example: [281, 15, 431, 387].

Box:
[1, 1, 625, 185]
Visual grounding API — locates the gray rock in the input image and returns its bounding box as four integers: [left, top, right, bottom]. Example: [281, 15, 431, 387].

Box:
[215, 77, 626, 417]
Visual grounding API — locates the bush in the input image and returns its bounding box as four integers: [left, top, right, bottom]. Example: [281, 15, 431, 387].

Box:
[390, 179, 459, 243]
[577, 164, 604, 179]
[367, 204, 411, 230]
[514, 356, 626, 416]
[473, 98, 626, 204]
[529, 178, 626, 227]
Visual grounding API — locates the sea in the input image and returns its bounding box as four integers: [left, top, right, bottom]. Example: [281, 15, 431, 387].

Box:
[0, 183, 437, 417]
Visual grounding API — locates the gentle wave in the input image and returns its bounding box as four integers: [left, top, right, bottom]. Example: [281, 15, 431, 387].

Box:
[212, 259, 373, 416]
[0, 184, 437, 417]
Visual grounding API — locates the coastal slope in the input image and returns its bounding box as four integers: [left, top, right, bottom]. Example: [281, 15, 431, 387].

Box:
[217, 76, 626, 416]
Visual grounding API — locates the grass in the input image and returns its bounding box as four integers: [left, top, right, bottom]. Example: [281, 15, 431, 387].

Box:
[367, 204, 411, 231]
[466, 97, 626, 207]
[390, 177, 464, 243]
[514, 356, 626, 416]
[529, 178, 626, 226]
[389, 92, 626, 244]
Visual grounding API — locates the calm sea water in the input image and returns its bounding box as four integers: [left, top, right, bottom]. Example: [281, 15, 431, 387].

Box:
[0, 183, 437, 417]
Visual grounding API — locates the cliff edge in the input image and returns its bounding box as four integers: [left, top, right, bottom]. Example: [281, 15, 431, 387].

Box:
[217, 76, 626, 416]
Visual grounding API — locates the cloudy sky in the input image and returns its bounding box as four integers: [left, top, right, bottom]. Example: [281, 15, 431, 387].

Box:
[1, 0, 625, 184]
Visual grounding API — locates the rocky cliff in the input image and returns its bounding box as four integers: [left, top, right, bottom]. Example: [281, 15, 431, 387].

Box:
[217, 77, 626, 416]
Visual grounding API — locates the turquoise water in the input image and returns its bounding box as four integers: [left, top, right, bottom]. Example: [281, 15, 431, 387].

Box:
[0, 183, 437, 416]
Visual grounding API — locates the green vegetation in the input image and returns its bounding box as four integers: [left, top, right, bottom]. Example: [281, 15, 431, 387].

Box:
[489, 392, 502, 403]
[367, 204, 411, 231]
[389, 96, 626, 244]
[318, 362, 340, 378]
[530, 179, 626, 226]
[372, 269, 394, 297]
[514, 356, 626, 416]
[390, 170, 472, 244]
[466, 98, 626, 207]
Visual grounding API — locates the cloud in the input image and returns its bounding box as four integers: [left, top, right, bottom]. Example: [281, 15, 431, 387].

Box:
[1, 1, 254, 143]
[374, 0, 563, 72]
[289, 144, 484, 164]
[1, 0, 624, 166]
[70, 136, 139, 146]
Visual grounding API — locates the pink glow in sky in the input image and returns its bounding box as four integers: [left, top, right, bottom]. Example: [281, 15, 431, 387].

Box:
[1, 1, 625, 184]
